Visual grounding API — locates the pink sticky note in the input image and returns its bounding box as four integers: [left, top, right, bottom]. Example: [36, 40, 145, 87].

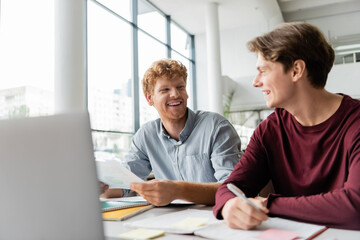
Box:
[257, 228, 298, 240]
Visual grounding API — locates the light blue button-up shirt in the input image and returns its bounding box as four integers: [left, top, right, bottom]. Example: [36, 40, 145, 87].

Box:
[124, 108, 241, 186]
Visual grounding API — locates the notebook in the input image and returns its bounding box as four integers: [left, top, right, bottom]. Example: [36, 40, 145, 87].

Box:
[194, 216, 327, 240]
[103, 205, 154, 221]
[101, 200, 150, 212]
[0, 112, 104, 240]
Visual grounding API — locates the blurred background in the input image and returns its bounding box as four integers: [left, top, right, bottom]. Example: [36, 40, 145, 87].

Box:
[0, 0, 359, 161]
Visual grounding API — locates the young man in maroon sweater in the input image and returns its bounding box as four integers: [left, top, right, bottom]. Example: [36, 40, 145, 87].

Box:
[213, 22, 360, 230]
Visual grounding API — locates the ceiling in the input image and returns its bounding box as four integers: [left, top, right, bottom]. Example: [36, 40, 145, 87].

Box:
[149, 0, 272, 35]
[149, 0, 360, 36]
[278, 0, 360, 22]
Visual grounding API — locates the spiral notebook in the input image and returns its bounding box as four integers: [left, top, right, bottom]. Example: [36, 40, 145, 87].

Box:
[101, 200, 150, 212]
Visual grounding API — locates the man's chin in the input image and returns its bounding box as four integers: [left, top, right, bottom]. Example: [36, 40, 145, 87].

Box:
[169, 111, 187, 120]
[266, 101, 274, 109]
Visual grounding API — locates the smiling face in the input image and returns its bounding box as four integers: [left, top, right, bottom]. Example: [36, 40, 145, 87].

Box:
[145, 76, 188, 123]
[253, 53, 296, 109]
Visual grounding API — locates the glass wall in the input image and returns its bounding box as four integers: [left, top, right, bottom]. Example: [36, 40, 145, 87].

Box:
[88, 1, 134, 133]
[0, 0, 195, 161]
[87, 0, 196, 162]
[138, 31, 167, 125]
[0, 0, 54, 119]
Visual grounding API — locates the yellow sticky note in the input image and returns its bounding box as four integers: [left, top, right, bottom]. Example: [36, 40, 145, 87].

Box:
[171, 217, 208, 229]
[118, 228, 165, 239]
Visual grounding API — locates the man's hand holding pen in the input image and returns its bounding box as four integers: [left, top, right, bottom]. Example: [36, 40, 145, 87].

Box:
[222, 183, 269, 230]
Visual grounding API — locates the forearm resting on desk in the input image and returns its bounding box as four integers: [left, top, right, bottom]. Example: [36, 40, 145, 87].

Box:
[100, 188, 124, 198]
[131, 180, 221, 206]
[176, 181, 221, 205]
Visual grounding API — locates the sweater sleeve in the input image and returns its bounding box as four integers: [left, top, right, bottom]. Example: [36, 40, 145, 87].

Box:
[213, 129, 271, 219]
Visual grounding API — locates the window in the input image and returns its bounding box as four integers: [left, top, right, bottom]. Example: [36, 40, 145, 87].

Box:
[333, 43, 360, 65]
[96, 0, 132, 22]
[88, 0, 134, 132]
[227, 109, 273, 150]
[92, 132, 133, 162]
[171, 51, 194, 110]
[138, 0, 166, 43]
[0, 0, 54, 119]
[0, 0, 195, 161]
[138, 31, 167, 125]
[171, 22, 191, 58]
[87, 0, 196, 162]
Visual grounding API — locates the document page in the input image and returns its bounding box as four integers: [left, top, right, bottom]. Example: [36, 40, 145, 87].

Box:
[194, 217, 326, 240]
[124, 209, 220, 234]
[101, 196, 193, 205]
[96, 161, 144, 189]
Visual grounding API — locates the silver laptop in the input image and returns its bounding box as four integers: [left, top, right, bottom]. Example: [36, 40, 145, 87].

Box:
[0, 112, 105, 240]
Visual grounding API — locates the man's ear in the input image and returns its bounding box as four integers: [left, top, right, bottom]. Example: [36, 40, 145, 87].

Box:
[145, 92, 153, 106]
[292, 59, 306, 82]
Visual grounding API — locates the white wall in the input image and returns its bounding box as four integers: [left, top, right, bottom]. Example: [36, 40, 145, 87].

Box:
[326, 62, 360, 99]
[307, 11, 360, 41]
[195, 0, 283, 111]
[195, 25, 264, 111]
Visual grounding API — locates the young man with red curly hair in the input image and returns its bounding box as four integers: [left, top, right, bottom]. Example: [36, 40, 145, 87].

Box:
[102, 59, 242, 206]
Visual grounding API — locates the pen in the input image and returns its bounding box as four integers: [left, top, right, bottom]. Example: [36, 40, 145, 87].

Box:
[227, 183, 262, 211]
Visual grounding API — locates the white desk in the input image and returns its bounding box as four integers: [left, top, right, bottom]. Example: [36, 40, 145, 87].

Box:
[104, 205, 360, 240]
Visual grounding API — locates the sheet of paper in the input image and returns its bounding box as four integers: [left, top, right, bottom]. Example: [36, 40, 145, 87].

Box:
[257, 228, 298, 240]
[171, 199, 194, 204]
[100, 196, 147, 202]
[171, 217, 209, 229]
[112, 196, 147, 202]
[124, 209, 219, 234]
[101, 196, 193, 205]
[118, 228, 165, 239]
[194, 217, 326, 240]
[96, 161, 144, 189]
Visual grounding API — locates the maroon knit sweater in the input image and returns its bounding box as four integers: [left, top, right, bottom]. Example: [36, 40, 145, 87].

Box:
[214, 94, 360, 230]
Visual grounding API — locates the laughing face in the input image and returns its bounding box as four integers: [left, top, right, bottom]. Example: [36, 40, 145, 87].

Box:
[253, 53, 296, 109]
[145, 76, 188, 123]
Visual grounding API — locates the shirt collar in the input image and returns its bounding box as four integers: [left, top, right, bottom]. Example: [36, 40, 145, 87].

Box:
[160, 108, 195, 143]
[179, 108, 195, 142]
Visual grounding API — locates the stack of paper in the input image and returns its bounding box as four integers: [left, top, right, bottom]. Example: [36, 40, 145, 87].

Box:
[124, 209, 326, 239]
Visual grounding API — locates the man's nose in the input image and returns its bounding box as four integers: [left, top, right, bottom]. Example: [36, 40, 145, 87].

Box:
[170, 88, 180, 97]
[253, 74, 262, 87]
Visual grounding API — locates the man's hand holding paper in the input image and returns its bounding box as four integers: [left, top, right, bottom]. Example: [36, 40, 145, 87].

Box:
[96, 160, 144, 189]
[130, 179, 177, 206]
[97, 160, 145, 198]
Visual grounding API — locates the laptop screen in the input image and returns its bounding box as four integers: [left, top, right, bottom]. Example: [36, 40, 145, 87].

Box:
[0, 112, 104, 240]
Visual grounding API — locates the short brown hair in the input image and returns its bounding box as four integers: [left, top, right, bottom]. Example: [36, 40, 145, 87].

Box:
[247, 22, 334, 88]
[142, 59, 188, 94]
